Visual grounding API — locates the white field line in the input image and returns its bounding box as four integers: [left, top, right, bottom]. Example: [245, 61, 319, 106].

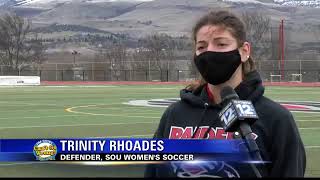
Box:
[0, 112, 161, 120]
[66, 104, 320, 122]
[0, 121, 158, 130]
[82, 106, 161, 111]
[268, 92, 320, 94]
[299, 127, 320, 130]
[294, 115, 320, 118]
[296, 119, 320, 122]
[291, 111, 320, 114]
[0, 101, 60, 107]
[0, 103, 162, 120]
[63, 111, 160, 119]
[305, 146, 320, 149]
[0, 115, 83, 120]
[0, 109, 62, 113]
[64, 104, 161, 119]
[276, 100, 320, 103]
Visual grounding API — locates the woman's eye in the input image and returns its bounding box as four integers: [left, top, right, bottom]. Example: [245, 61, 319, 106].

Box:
[218, 43, 227, 47]
[197, 47, 204, 51]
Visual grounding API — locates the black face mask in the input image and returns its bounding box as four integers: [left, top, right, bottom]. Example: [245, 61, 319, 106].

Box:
[194, 49, 242, 85]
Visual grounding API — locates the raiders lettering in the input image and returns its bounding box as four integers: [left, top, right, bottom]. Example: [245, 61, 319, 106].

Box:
[169, 126, 234, 139]
[168, 126, 260, 177]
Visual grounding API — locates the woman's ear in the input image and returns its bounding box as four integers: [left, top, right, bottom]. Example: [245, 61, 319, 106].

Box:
[239, 42, 251, 63]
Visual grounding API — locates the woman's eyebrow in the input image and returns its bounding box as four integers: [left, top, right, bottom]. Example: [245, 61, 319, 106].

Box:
[196, 40, 207, 44]
[213, 37, 230, 41]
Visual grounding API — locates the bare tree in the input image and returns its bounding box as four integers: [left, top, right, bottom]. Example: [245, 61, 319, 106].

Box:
[0, 13, 46, 74]
[313, 24, 320, 55]
[241, 11, 271, 70]
[0, 13, 31, 72]
[104, 40, 128, 80]
[28, 33, 47, 72]
[142, 33, 176, 81]
[131, 47, 152, 70]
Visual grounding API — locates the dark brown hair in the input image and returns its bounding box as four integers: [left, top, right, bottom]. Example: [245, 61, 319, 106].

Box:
[186, 10, 256, 91]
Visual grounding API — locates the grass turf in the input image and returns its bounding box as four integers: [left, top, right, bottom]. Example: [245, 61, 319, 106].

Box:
[0, 85, 319, 177]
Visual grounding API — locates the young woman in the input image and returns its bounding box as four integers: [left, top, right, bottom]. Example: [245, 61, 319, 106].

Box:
[144, 10, 306, 178]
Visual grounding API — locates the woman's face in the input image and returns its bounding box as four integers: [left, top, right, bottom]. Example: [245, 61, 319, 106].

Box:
[194, 24, 251, 89]
[195, 24, 250, 62]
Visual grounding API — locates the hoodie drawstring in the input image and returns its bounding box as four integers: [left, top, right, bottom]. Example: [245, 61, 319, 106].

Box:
[175, 103, 209, 176]
[191, 103, 209, 139]
[175, 102, 218, 176]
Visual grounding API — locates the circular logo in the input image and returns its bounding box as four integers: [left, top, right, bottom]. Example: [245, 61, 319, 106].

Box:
[33, 140, 57, 161]
[172, 161, 240, 178]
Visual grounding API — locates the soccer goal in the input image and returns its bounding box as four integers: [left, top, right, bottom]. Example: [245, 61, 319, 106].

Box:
[290, 73, 302, 82]
[270, 74, 282, 82]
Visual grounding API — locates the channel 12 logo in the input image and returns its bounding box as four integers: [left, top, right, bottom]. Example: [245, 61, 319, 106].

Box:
[33, 140, 57, 161]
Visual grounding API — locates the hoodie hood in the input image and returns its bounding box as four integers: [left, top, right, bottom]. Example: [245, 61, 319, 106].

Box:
[180, 70, 265, 108]
[145, 71, 306, 178]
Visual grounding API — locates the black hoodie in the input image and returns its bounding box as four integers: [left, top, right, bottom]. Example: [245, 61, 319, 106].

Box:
[144, 70, 306, 178]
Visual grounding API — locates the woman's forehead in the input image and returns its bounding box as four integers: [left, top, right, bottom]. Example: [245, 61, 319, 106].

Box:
[196, 25, 234, 42]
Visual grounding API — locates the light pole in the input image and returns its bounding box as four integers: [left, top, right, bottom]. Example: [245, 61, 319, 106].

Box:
[72, 50, 79, 65]
[71, 50, 80, 81]
[162, 48, 169, 81]
[98, 44, 103, 60]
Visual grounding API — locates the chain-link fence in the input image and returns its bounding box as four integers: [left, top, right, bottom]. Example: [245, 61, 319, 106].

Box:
[256, 60, 320, 82]
[0, 59, 319, 82]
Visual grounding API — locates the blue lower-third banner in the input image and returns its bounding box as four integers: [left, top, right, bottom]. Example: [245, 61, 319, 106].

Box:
[0, 139, 256, 162]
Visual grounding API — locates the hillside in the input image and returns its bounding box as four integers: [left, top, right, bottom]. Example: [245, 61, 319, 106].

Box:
[0, 0, 319, 61]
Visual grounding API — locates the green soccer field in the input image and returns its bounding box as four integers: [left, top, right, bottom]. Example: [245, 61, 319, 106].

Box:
[0, 85, 319, 177]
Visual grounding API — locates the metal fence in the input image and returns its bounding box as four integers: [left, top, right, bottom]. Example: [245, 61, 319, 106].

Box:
[256, 60, 320, 82]
[0, 60, 319, 82]
[0, 69, 195, 82]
